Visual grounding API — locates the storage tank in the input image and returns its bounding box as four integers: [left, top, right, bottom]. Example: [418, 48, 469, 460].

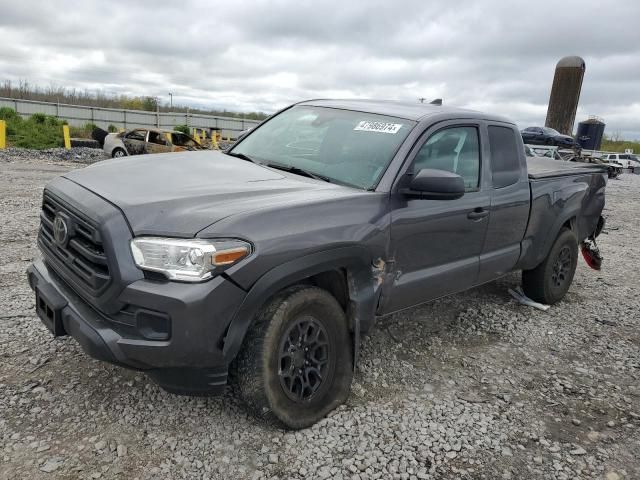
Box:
[576, 117, 605, 150]
[545, 56, 586, 136]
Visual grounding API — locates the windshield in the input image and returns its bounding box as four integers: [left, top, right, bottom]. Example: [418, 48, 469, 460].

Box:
[231, 105, 416, 189]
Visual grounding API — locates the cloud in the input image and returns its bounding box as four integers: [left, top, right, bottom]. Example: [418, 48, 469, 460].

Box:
[1, 0, 639, 138]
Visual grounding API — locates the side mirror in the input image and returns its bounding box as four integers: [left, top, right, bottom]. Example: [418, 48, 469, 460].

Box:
[404, 168, 465, 200]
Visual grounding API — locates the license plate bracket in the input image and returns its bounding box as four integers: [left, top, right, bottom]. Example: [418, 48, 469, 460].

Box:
[35, 282, 68, 337]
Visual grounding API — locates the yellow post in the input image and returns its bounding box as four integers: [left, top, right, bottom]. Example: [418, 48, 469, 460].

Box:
[0, 120, 6, 149]
[62, 125, 71, 150]
[193, 128, 201, 145]
[211, 130, 219, 150]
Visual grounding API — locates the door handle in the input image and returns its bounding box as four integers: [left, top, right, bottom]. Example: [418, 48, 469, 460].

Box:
[467, 208, 489, 220]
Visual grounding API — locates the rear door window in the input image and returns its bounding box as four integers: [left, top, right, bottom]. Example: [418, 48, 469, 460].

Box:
[488, 126, 521, 188]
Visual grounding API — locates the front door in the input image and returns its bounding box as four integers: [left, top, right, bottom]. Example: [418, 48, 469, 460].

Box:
[383, 123, 490, 314]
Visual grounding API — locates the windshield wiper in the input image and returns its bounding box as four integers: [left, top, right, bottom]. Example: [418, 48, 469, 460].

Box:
[265, 163, 332, 183]
[225, 151, 257, 163]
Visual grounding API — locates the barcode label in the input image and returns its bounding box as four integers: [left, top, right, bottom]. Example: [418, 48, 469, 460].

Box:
[354, 121, 403, 134]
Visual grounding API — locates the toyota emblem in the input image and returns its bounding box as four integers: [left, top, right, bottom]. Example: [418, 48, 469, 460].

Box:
[53, 215, 69, 245]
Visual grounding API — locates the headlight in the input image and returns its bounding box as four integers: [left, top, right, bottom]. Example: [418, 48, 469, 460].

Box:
[130, 237, 252, 282]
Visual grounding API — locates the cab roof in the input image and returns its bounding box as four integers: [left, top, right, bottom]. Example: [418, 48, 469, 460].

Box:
[299, 99, 513, 124]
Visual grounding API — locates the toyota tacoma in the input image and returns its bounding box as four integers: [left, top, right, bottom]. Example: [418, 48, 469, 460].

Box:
[27, 100, 607, 429]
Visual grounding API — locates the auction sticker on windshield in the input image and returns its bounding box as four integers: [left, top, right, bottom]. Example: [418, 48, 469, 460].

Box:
[354, 121, 403, 134]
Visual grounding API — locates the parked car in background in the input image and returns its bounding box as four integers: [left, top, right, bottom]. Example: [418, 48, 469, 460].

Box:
[99, 128, 204, 158]
[521, 126, 577, 148]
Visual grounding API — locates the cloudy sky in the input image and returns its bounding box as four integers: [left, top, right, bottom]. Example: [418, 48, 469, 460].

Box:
[1, 0, 639, 138]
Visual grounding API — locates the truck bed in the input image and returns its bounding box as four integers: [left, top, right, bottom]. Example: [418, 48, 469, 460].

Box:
[518, 157, 607, 272]
[527, 157, 607, 179]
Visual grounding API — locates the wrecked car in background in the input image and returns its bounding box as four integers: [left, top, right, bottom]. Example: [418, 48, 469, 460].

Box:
[93, 127, 204, 158]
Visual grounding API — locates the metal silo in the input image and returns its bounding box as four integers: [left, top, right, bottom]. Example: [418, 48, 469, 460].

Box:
[576, 117, 606, 151]
[545, 56, 586, 136]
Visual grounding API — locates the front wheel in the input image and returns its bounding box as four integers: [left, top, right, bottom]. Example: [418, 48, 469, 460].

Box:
[232, 286, 353, 429]
[522, 228, 578, 304]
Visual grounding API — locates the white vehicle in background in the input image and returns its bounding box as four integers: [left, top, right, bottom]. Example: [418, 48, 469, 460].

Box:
[602, 153, 640, 172]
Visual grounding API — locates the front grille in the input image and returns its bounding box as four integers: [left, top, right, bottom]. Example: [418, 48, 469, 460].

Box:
[39, 193, 111, 296]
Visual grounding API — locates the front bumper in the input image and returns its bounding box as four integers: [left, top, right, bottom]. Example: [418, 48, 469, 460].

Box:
[27, 259, 247, 395]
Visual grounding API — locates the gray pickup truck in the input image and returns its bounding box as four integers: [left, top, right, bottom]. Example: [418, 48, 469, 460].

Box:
[27, 100, 606, 428]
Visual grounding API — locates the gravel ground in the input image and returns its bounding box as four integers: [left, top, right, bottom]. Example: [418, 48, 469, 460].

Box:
[1, 149, 638, 480]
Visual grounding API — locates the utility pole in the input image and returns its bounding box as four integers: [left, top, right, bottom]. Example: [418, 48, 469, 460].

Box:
[168, 92, 173, 109]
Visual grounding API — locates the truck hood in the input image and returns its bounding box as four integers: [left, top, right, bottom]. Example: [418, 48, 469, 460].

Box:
[63, 150, 351, 236]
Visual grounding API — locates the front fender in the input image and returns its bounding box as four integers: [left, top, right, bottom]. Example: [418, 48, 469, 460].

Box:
[222, 246, 377, 364]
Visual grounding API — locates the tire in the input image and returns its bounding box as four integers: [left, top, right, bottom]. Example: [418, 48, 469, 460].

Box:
[522, 228, 578, 305]
[231, 286, 353, 429]
[112, 148, 127, 158]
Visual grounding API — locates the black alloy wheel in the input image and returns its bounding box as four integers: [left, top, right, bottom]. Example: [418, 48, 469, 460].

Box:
[551, 246, 572, 289]
[278, 316, 331, 402]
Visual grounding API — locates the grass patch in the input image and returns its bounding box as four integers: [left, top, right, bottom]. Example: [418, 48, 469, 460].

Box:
[174, 124, 190, 135]
[600, 137, 640, 154]
[0, 107, 65, 149]
[69, 122, 97, 139]
[0, 108, 104, 147]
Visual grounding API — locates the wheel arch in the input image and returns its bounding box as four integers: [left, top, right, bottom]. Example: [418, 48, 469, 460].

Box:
[222, 246, 378, 366]
[521, 212, 579, 271]
[112, 146, 128, 157]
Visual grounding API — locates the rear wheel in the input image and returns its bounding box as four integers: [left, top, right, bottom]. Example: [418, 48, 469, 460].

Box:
[112, 148, 127, 158]
[232, 286, 353, 429]
[522, 228, 578, 304]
